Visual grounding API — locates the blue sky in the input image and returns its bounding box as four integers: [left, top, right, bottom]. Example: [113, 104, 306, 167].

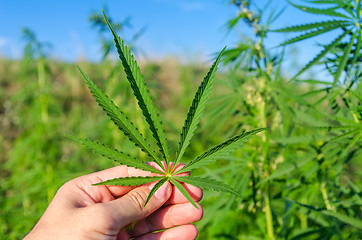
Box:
[0, 0, 333, 76]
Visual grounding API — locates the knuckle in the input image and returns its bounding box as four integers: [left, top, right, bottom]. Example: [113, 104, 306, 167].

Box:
[127, 189, 149, 214]
[56, 180, 74, 195]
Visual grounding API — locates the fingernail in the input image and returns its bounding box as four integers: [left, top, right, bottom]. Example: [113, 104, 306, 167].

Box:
[148, 181, 170, 200]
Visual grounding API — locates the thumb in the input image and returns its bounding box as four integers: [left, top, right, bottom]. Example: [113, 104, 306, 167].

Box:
[103, 181, 171, 228]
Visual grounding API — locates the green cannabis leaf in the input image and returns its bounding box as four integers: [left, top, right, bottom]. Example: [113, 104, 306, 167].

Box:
[69, 10, 266, 209]
[272, 0, 362, 84]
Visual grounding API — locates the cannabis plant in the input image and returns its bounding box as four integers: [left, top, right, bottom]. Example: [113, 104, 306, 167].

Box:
[70, 12, 265, 208]
[89, 7, 144, 60]
[272, 0, 362, 85]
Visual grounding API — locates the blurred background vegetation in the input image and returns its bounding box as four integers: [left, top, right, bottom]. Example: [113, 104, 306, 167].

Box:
[1, 0, 361, 239]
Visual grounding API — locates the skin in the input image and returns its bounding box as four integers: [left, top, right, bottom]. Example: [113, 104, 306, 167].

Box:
[24, 163, 203, 240]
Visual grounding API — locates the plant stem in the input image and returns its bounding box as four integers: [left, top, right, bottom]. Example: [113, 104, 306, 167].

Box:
[264, 133, 275, 239]
[37, 57, 45, 88]
[260, 88, 275, 240]
[320, 181, 335, 211]
[265, 194, 275, 240]
[37, 57, 48, 123]
[298, 211, 308, 229]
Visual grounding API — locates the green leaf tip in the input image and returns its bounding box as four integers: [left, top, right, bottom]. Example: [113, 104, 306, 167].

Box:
[293, 29, 351, 79]
[103, 10, 170, 167]
[144, 177, 168, 207]
[176, 127, 267, 173]
[170, 177, 199, 209]
[175, 176, 243, 198]
[173, 46, 226, 171]
[77, 64, 165, 171]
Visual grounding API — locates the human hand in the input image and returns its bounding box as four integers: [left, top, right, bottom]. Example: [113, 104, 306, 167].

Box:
[24, 164, 203, 240]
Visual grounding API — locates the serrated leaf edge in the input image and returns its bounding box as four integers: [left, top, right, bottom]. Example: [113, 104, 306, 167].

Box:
[77, 67, 164, 170]
[177, 128, 266, 173]
[174, 47, 226, 169]
[103, 11, 170, 167]
[67, 135, 163, 174]
[92, 176, 164, 186]
[174, 176, 242, 198]
[169, 177, 199, 209]
[144, 177, 168, 206]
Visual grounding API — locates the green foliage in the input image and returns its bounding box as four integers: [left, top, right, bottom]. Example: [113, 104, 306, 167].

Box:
[145, 177, 169, 206]
[71, 11, 264, 209]
[175, 176, 242, 197]
[179, 128, 266, 173]
[92, 176, 164, 187]
[0, 51, 214, 240]
[196, 1, 362, 239]
[294, 29, 351, 80]
[77, 66, 164, 168]
[103, 14, 170, 165]
[89, 7, 144, 60]
[175, 46, 226, 168]
[272, 0, 362, 82]
[169, 177, 199, 208]
[320, 210, 362, 230]
[1, 2, 362, 239]
[67, 136, 162, 174]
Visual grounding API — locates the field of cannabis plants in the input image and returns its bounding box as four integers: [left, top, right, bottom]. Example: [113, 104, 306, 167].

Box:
[1, 0, 362, 239]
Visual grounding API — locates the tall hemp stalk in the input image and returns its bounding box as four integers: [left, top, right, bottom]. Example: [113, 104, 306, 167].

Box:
[226, 1, 277, 238]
